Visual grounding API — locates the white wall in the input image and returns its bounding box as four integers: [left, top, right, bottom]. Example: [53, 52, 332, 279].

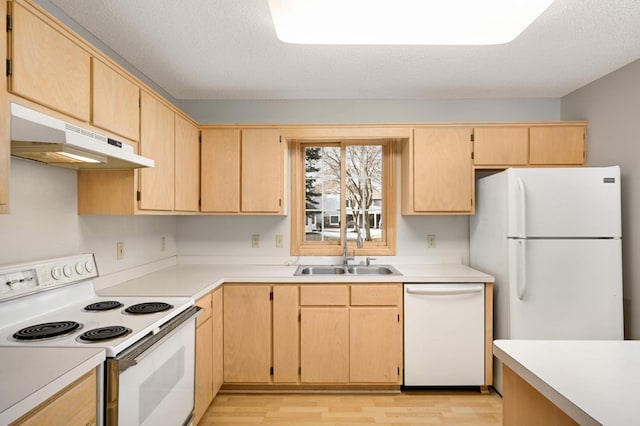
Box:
[0, 158, 177, 275]
[175, 98, 560, 124]
[176, 98, 562, 264]
[561, 59, 640, 339]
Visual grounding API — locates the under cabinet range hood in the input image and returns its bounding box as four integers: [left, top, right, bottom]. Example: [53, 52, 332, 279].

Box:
[10, 103, 154, 169]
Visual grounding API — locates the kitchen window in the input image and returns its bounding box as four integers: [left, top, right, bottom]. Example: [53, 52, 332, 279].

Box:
[290, 139, 396, 256]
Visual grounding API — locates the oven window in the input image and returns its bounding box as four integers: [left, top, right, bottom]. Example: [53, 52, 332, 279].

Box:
[139, 347, 185, 424]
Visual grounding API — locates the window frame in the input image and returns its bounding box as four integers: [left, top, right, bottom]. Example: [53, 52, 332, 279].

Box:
[290, 138, 397, 256]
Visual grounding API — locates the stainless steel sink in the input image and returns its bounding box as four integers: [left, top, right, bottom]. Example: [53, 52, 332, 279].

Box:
[294, 265, 346, 275]
[294, 264, 401, 276]
[346, 265, 401, 275]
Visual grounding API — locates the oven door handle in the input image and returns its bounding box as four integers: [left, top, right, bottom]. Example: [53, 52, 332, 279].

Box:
[115, 305, 200, 373]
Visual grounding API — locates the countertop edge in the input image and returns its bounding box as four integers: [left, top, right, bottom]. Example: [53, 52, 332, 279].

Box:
[493, 341, 600, 426]
[0, 349, 105, 425]
[98, 263, 495, 300]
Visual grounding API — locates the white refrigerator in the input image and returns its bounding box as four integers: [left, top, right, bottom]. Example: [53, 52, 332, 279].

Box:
[470, 166, 624, 393]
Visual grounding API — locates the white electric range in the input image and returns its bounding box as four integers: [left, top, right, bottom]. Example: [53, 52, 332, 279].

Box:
[0, 254, 198, 426]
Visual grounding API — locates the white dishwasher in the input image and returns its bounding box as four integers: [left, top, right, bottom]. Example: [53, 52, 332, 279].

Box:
[403, 283, 485, 386]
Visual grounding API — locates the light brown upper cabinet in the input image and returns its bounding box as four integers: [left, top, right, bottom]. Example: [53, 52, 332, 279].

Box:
[201, 128, 286, 214]
[78, 94, 188, 214]
[91, 58, 140, 141]
[241, 129, 284, 213]
[402, 127, 474, 214]
[8, 1, 90, 121]
[529, 126, 585, 165]
[174, 115, 200, 212]
[139, 91, 175, 211]
[201, 129, 241, 213]
[473, 127, 529, 166]
[473, 124, 586, 168]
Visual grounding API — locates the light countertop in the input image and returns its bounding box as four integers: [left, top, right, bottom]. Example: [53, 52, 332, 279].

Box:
[0, 347, 105, 425]
[98, 263, 494, 300]
[494, 339, 640, 426]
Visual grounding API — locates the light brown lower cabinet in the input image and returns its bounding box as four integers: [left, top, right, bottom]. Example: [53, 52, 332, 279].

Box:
[223, 285, 272, 383]
[300, 307, 350, 383]
[194, 287, 223, 425]
[503, 366, 578, 426]
[221, 283, 403, 388]
[194, 293, 213, 425]
[212, 288, 223, 395]
[10, 369, 97, 426]
[349, 307, 401, 383]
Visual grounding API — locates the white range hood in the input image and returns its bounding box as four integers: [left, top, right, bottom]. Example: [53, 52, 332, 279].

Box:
[10, 103, 154, 169]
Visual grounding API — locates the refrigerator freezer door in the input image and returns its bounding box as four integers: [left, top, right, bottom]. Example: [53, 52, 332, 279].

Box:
[508, 238, 623, 340]
[506, 166, 621, 238]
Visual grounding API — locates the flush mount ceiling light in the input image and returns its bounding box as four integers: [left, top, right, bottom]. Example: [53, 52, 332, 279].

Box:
[267, 0, 555, 45]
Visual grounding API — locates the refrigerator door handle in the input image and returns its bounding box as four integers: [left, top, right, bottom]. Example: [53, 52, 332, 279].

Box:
[517, 177, 527, 238]
[516, 239, 527, 300]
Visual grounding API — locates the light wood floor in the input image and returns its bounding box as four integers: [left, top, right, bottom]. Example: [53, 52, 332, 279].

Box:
[199, 390, 503, 425]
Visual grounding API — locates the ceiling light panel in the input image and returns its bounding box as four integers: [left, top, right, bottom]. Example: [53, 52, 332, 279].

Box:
[268, 0, 555, 45]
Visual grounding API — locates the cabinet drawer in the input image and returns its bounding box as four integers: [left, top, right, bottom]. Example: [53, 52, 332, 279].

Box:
[300, 285, 349, 306]
[351, 285, 401, 306]
[195, 293, 212, 326]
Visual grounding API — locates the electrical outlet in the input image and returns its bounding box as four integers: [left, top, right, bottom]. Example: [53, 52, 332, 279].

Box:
[160, 236, 166, 252]
[427, 234, 436, 248]
[117, 242, 124, 260]
[251, 234, 260, 248]
[275, 234, 284, 248]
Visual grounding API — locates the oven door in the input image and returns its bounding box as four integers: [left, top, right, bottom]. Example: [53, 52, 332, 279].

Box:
[106, 307, 198, 426]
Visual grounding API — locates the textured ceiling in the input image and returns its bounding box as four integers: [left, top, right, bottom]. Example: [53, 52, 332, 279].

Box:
[48, 0, 640, 100]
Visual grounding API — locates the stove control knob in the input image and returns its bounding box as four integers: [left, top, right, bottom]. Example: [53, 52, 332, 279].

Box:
[51, 267, 62, 280]
[63, 265, 73, 278]
[85, 261, 94, 273]
[75, 263, 84, 275]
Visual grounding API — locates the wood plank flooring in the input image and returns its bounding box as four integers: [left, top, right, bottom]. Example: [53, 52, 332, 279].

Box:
[199, 391, 502, 425]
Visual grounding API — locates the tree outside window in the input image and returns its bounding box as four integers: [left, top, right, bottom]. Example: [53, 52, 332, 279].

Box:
[296, 139, 394, 255]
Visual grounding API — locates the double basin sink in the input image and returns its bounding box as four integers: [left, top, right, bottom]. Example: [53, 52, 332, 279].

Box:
[294, 264, 402, 276]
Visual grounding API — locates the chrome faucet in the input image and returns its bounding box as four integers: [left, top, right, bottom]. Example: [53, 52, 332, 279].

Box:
[342, 220, 363, 267]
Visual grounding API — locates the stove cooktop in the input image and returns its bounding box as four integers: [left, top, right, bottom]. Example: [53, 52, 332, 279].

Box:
[0, 254, 195, 356]
[0, 295, 193, 356]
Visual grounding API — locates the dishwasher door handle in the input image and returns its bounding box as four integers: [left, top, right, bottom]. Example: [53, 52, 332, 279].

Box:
[405, 285, 484, 296]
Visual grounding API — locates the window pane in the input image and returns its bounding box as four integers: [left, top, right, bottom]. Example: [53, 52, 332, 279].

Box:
[304, 146, 340, 243]
[346, 145, 383, 242]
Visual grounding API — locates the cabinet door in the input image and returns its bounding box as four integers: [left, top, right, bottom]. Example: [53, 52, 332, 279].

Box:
[241, 129, 284, 213]
[412, 128, 473, 213]
[300, 307, 349, 383]
[273, 286, 299, 383]
[14, 370, 97, 425]
[529, 126, 585, 165]
[0, 0, 8, 214]
[212, 288, 224, 395]
[174, 115, 200, 212]
[194, 294, 213, 424]
[91, 58, 140, 141]
[139, 91, 175, 210]
[223, 285, 271, 383]
[201, 129, 240, 213]
[350, 307, 401, 383]
[474, 127, 529, 166]
[10, 2, 90, 121]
